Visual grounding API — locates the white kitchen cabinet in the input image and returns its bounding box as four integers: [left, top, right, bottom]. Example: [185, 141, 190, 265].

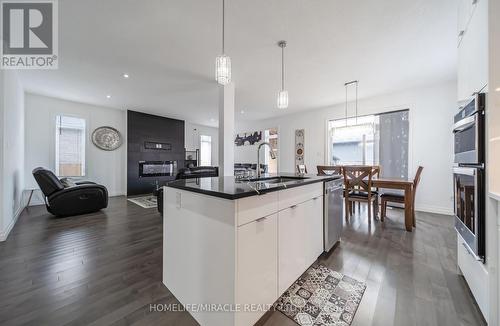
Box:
[237, 191, 278, 226]
[305, 196, 324, 265]
[457, 0, 488, 101]
[164, 180, 327, 326]
[278, 204, 307, 295]
[458, 0, 477, 45]
[457, 233, 488, 317]
[236, 213, 278, 326]
[278, 196, 324, 295]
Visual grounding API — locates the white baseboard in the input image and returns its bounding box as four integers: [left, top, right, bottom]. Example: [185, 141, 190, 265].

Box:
[108, 191, 126, 197]
[415, 204, 454, 216]
[0, 205, 24, 242]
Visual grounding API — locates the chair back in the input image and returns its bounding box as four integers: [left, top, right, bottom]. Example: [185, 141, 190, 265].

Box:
[32, 167, 64, 197]
[317, 165, 342, 176]
[412, 166, 424, 204]
[342, 166, 375, 193]
[413, 166, 424, 190]
[372, 165, 381, 178]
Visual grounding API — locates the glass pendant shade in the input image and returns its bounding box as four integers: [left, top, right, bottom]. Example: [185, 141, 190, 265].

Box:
[215, 54, 231, 85]
[277, 40, 288, 109]
[277, 90, 289, 109]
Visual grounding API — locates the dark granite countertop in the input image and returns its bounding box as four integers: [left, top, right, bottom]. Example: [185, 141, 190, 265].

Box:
[165, 173, 342, 200]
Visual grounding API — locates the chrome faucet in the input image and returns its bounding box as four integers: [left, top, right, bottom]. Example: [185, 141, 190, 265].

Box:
[257, 142, 276, 178]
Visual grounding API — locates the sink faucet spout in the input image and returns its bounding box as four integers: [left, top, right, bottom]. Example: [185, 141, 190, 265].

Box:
[257, 142, 275, 178]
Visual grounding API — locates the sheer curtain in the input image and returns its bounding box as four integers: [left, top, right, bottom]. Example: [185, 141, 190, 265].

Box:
[378, 110, 409, 179]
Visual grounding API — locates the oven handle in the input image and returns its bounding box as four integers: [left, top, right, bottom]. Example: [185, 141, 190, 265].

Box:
[453, 167, 476, 176]
[452, 115, 476, 133]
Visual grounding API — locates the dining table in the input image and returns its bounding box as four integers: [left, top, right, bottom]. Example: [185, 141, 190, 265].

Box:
[372, 177, 415, 231]
[318, 165, 416, 231]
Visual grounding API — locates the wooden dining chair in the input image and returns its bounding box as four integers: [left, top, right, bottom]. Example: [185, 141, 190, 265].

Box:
[317, 165, 342, 176]
[343, 166, 378, 220]
[380, 166, 424, 225]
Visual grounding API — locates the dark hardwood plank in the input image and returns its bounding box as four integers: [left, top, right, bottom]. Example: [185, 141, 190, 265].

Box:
[0, 198, 486, 326]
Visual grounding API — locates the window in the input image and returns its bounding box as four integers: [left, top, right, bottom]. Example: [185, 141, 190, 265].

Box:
[328, 115, 377, 166]
[55, 115, 86, 177]
[200, 135, 212, 166]
[327, 110, 409, 179]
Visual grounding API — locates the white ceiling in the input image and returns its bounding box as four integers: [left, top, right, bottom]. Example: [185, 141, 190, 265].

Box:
[19, 0, 457, 127]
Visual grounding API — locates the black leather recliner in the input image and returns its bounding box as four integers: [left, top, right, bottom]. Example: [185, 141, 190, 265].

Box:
[32, 167, 108, 217]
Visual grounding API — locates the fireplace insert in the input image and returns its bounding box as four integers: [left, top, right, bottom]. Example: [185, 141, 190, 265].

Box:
[139, 161, 177, 177]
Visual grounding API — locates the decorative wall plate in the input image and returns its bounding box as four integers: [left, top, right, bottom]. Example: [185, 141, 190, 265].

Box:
[295, 129, 305, 167]
[92, 126, 122, 151]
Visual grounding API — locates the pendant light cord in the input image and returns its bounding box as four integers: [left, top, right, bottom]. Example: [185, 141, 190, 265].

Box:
[222, 0, 225, 54]
[355, 81, 358, 124]
[281, 45, 285, 91]
[345, 85, 348, 126]
[344, 80, 359, 125]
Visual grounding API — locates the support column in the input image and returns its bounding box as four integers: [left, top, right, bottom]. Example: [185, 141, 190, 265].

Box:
[218, 83, 235, 176]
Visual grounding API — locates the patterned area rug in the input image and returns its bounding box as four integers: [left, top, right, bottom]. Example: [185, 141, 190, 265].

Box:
[274, 265, 366, 326]
[127, 195, 157, 209]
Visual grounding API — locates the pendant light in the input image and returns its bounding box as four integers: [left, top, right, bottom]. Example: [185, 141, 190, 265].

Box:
[277, 40, 288, 109]
[344, 80, 359, 125]
[215, 0, 231, 85]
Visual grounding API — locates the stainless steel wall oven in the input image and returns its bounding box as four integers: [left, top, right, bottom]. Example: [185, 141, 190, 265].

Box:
[453, 166, 485, 262]
[453, 93, 485, 263]
[453, 94, 485, 165]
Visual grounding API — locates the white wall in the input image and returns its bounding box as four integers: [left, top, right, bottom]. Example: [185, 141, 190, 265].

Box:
[234, 131, 261, 164]
[236, 81, 456, 215]
[0, 70, 25, 241]
[185, 121, 219, 166]
[25, 93, 127, 204]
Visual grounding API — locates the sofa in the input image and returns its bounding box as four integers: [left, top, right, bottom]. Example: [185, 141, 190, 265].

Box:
[32, 167, 108, 217]
[175, 166, 219, 180]
[234, 163, 268, 175]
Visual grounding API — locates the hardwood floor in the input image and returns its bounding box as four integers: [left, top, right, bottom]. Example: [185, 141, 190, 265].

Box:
[0, 197, 485, 326]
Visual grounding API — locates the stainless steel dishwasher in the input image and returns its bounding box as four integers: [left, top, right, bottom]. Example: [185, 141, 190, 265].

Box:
[324, 178, 343, 252]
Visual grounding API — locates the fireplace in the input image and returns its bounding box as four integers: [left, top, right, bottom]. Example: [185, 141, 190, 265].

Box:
[127, 110, 184, 195]
[139, 161, 178, 177]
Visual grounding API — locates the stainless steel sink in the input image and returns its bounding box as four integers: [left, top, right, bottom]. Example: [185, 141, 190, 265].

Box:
[251, 176, 308, 185]
[240, 176, 310, 194]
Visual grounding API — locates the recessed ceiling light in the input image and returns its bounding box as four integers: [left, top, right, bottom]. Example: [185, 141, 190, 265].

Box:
[123, 73, 129, 78]
[240, 110, 245, 114]
[496, 87, 500, 92]
[106, 95, 111, 99]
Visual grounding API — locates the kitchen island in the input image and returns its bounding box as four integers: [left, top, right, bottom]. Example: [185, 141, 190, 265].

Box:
[163, 173, 340, 326]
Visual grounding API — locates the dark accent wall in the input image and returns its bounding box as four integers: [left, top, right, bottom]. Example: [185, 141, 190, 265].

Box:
[127, 110, 185, 196]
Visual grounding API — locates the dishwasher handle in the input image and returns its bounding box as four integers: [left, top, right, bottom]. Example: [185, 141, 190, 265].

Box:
[326, 186, 343, 194]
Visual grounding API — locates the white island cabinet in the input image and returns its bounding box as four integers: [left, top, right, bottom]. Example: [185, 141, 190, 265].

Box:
[163, 181, 326, 326]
